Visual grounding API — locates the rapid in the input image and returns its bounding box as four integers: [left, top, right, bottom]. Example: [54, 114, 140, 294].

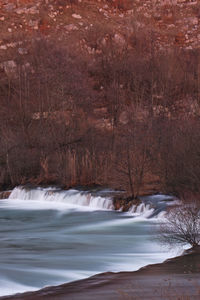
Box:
[0, 186, 178, 297]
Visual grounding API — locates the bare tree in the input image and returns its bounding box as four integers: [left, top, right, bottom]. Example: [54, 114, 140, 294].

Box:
[160, 202, 200, 248]
[114, 116, 154, 199]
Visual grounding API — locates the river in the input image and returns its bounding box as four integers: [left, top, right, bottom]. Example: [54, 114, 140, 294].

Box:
[0, 186, 178, 297]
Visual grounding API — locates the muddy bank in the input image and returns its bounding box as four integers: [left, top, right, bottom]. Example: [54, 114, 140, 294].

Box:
[2, 247, 200, 300]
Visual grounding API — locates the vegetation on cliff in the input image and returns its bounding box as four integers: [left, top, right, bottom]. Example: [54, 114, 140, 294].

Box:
[0, 0, 200, 199]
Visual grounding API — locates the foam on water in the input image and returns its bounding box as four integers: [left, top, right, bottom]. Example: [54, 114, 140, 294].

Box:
[9, 187, 167, 220]
[128, 203, 155, 217]
[9, 186, 114, 211]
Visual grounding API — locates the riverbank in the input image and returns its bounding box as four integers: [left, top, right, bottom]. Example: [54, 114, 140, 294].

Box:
[1, 246, 200, 300]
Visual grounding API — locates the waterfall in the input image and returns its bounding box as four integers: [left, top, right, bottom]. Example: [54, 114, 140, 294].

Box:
[128, 203, 155, 218]
[9, 186, 114, 210]
[8, 186, 176, 218]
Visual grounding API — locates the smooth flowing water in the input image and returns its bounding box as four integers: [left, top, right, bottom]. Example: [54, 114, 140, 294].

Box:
[0, 187, 178, 297]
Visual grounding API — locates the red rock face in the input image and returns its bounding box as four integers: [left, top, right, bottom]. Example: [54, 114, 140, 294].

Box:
[0, 0, 199, 51]
[111, 0, 130, 10]
[0, 0, 199, 194]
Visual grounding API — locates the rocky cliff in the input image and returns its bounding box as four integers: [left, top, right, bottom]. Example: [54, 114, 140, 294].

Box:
[0, 0, 200, 196]
[0, 0, 199, 62]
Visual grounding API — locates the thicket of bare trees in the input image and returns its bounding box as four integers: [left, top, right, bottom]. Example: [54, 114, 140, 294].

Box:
[0, 33, 200, 198]
[156, 119, 200, 196]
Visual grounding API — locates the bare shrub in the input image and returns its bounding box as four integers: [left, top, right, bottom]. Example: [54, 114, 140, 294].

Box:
[160, 202, 200, 248]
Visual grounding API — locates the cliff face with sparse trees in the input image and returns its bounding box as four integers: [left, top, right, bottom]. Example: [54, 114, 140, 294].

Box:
[0, 0, 200, 198]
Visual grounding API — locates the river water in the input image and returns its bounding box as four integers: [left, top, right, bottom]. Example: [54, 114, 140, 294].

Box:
[0, 187, 178, 297]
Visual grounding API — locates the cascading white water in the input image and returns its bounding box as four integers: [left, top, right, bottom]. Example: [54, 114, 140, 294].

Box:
[128, 203, 154, 217]
[9, 186, 165, 218]
[0, 187, 178, 297]
[9, 186, 114, 210]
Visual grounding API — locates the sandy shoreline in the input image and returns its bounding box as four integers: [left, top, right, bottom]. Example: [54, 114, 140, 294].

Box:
[1, 247, 200, 300]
